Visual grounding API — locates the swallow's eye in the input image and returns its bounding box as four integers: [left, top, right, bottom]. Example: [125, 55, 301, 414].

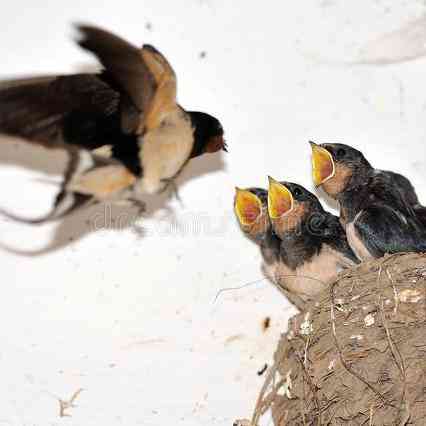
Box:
[293, 188, 302, 197]
[336, 148, 346, 159]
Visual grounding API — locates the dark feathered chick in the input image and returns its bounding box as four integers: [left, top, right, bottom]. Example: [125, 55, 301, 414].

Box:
[0, 25, 226, 223]
[234, 187, 307, 308]
[234, 187, 280, 266]
[267, 177, 359, 303]
[310, 142, 426, 260]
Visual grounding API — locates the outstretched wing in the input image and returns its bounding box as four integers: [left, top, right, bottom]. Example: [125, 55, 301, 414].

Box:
[0, 73, 121, 149]
[0, 25, 179, 223]
[77, 25, 177, 134]
[0, 25, 177, 150]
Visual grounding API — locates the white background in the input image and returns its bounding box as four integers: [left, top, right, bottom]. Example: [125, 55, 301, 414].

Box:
[1, 1, 426, 425]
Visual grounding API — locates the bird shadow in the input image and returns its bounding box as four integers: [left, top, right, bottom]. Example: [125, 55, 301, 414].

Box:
[0, 135, 225, 256]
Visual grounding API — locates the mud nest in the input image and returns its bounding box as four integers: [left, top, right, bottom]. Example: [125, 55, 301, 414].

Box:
[241, 253, 426, 425]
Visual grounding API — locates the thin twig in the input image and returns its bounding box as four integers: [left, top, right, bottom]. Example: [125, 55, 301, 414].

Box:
[214, 272, 327, 308]
[213, 278, 266, 304]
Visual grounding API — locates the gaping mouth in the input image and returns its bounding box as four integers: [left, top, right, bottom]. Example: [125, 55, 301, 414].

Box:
[267, 177, 294, 219]
[310, 141, 335, 186]
[234, 188, 262, 226]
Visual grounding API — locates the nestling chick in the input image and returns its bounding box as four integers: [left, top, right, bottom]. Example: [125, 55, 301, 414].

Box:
[267, 177, 359, 302]
[234, 187, 307, 308]
[234, 187, 281, 271]
[310, 142, 426, 260]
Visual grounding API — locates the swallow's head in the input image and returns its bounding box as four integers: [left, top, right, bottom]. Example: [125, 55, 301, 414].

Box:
[310, 142, 371, 198]
[234, 187, 270, 241]
[268, 177, 322, 238]
[189, 112, 227, 158]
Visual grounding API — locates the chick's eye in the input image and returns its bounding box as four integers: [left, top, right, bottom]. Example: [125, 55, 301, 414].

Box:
[336, 148, 346, 159]
[293, 188, 302, 197]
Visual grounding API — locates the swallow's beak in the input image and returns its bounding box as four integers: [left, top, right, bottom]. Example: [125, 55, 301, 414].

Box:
[310, 141, 335, 187]
[267, 177, 294, 219]
[234, 187, 262, 226]
[206, 136, 227, 153]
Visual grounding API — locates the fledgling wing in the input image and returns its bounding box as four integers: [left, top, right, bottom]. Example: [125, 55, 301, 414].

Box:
[350, 171, 426, 257]
[354, 204, 426, 258]
[414, 205, 426, 227]
[380, 169, 419, 206]
[368, 171, 421, 221]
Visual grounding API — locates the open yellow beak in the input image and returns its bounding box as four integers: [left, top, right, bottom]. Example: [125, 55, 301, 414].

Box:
[234, 188, 262, 226]
[267, 177, 294, 219]
[310, 142, 335, 186]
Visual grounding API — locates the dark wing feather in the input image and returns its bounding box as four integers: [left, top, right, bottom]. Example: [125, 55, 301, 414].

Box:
[380, 169, 419, 206]
[368, 172, 420, 221]
[414, 205, 426, 227]
[0, 25, 166, 224]
[0, 75, 57, 90]
[355, 204, 426, 258]
[0, 73, 121, 149]
[380, 170, 426, 226]
[76, 25, 157, 132]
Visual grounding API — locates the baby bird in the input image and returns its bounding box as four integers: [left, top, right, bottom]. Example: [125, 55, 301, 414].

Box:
[267, 177, 359, 303]
[234, 187, 306, 308]
[234, 187, 281, 273]
[310, 142, 426, 260]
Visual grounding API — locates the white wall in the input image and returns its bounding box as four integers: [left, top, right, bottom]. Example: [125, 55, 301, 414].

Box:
[0, 1, 426, 425]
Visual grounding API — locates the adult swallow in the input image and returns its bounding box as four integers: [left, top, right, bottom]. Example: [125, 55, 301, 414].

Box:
[267, 177, 359, 302]
[310, 142, 426, 260]
[0, 25, 226, 223]
[234, 187, 306, 308]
